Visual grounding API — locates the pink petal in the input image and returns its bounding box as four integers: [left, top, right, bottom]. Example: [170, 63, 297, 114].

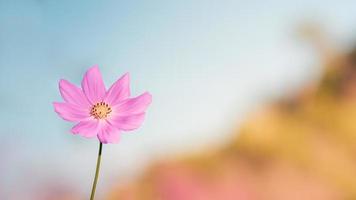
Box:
[71, 120, 100, 138]
[81, 65, 106, 104]
[53, 102, 90, 122]
[112, 92, 152, 116]
[104, 73, 130, 106]
[59, 79, 91, 109]
[109, 113, 146, 131]
[97, 122, 121, 144]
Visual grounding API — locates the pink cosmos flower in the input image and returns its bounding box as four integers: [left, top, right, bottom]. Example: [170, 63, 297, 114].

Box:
[53, 65, 152, 144]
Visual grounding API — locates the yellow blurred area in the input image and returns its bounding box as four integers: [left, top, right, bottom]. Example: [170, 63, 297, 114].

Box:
[106, 27, 356, 200]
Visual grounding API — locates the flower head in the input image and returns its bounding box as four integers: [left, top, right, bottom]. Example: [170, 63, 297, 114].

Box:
[53, 65, 152, 144]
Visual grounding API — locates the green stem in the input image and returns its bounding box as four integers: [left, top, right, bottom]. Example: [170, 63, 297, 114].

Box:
[90, 142, 103, 200]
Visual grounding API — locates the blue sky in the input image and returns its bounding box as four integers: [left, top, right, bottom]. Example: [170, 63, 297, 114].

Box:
[1, 0, 356, 198]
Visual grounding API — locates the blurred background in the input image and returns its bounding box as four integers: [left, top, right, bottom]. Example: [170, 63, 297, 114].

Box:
[2, 0, 356, 199]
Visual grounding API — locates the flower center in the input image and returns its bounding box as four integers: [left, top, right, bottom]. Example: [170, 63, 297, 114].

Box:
[90, 102, 112, 119]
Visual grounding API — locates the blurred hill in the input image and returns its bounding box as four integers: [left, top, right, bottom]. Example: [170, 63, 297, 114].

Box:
[107, 27, 356, 200]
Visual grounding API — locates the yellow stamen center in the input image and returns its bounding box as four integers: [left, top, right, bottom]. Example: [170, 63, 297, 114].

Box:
[90, 102, 112, 119]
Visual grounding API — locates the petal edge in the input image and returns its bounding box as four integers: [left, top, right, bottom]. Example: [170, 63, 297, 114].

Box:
[104, 72, 130, 106]
[97, 122, 121, 143]
[59, 79, 91, 108]
[112, 92, 152, 116]
[71, 120, 100, 138]
[53, 102, 90, 122]
[109, 113, 146, 131]
[81, 65, 106, 104]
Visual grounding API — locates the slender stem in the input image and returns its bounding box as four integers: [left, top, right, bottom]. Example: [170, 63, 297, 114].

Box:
[90, 142, 103, 200]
